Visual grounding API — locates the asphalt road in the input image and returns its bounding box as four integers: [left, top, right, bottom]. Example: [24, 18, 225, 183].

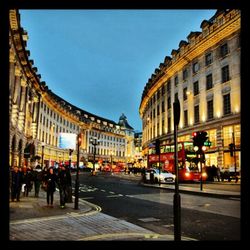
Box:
[74, 172, 240, 241]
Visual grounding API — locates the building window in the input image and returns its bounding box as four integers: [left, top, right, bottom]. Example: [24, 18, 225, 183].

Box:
[193, 81, 199, 96]
[157, 90, 160, 100]
[183, 68, 188, 81]
[175, 92, 178, 101]
[184, 110, 188, 127]
[167, 80, 171, 92]
[161, 85, 165, 96]
[206, 74, 213, 90]
[167, 97, 171, 109]
[174, 75, 179, 86]
[157, 105, 160, 116]
[205, 52, 213, 66]
[153, 109, 155, 118]
[183, 87, 187, 101]
[162, 101, 165, 113]
[207, 99, 214, 120]
[194, 105, 199, 124]
[162, 119, 165, 134]
[223, 93, 231, 115]
[192, 62, 199, 74]
[220, 43, 229, 57]
[167, 117, 171, 133]
[222, 65, 230, 83]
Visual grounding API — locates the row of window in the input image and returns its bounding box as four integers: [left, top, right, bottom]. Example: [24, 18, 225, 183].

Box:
[40, 105, 77, 130]
[144, 93, 231, 137]
[144, 42, 230, 113]
[89, 131, 125, 143]
[144, 64, 230, 119]
[88, 147, 125, 157]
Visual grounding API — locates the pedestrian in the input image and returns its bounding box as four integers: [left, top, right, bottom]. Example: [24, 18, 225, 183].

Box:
[33, 165, 43, 197]
[57, 165, 68, 208]
[65, 165, 73, 203]
[10, 166, 22, 202]
[44, 167, 57, 208]
[22, 166, 33, 197]
[216, 166, 221, 182]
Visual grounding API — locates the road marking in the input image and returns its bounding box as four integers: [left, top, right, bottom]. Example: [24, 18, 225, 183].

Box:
[138, 217, 161, 222]
[79, 232, 160, 241]
[106, 194, 123, 198]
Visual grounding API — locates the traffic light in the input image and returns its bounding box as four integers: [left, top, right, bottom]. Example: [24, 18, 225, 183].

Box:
[155, 139, 160, 155]
[229, 143, 234, 157]
[192, 131, 209, 149]
[192, 132, 199, 147]
[204, 140, 212, 147]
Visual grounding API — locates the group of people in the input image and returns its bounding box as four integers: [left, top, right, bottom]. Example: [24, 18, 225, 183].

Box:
[10, 164, 72, 208]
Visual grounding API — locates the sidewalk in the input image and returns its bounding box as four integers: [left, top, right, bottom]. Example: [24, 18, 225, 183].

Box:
[111, 172, 241, 198]
[9, 188, 196, 241]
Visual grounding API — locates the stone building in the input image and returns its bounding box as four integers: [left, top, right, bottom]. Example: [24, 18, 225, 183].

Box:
[9, 9, 134, 169]
[139, 10, 241, 171]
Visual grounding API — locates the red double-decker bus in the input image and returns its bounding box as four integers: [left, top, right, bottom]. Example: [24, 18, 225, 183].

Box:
[148, 141, 207, 182]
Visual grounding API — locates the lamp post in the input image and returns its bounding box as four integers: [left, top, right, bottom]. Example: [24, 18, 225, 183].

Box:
[67, 149, 74, 203]
[90, 137, 99, 176]
[110, 151, 114, 174]
[74, 133, 81, 209]
[41, 142, 45, 169]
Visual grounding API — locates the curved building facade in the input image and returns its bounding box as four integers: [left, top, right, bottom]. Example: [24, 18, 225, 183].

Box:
[139, 9, 241, 171]
[9, 9, 134, 169]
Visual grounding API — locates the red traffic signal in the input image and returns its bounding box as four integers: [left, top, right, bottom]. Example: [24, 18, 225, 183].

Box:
[192, 131, 208, 148]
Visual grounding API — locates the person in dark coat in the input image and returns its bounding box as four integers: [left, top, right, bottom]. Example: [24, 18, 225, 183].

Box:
[33, 165, 43, 197]
[22, 166, 33, 197]
[65, 166, 73, 203]
[57, 166, 68, 208]
[44, 167, 57, 207]
[10, 166, 23, 202]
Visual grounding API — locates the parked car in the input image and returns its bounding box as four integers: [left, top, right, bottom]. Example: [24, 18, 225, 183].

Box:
[145, 168, 175, 184]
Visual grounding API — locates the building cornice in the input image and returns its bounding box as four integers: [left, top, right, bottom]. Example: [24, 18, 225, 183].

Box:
[139, 9, 241, 116]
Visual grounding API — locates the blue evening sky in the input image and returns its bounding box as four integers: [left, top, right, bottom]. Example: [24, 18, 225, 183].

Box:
[19, 9, 216, 132]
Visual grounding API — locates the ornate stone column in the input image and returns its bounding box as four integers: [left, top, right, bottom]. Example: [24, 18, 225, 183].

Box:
[31, 95, 39, 139]
[11, 66, 22, 127]
[17, 77, 27, 132]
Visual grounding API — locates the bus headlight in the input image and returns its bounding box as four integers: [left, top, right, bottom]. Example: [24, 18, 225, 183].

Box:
[185, 172, 190, 177]
[202, 172, 207, 177]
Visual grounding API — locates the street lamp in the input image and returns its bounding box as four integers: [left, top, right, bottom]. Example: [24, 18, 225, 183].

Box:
[90, 137, 99, 176]
[67, 148, 74, 203]
[74, 133, 81, 210]
[110, 150, 114, 174]
[41, 142, 45, 169]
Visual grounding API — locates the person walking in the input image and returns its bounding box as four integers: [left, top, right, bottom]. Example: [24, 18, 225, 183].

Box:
[10, 166, 23, 202]
[44, 167, 57, 208]
[65, 165, 73, 203]
[57, 165, 68, 208]
[22, 166, 33, 197]
[33, 165, 43, 197]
